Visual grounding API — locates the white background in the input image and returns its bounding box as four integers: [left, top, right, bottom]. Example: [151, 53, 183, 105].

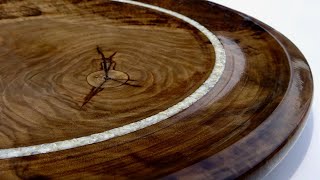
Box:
[208, 0, 320, 179]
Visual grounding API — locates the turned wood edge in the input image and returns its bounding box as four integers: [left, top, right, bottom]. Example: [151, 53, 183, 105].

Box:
[246, 108, 312, 179]
[246, 30, 314, 179]
[213, 2, 315, 178]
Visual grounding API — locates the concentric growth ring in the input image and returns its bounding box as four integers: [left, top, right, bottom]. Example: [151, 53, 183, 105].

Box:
[0, 0, 226, 159]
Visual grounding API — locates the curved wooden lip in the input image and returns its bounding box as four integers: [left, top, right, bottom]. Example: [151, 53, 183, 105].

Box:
[242, 13, 314, 179]
[166, 1, 314, 178]
[235, 5, 314, 178]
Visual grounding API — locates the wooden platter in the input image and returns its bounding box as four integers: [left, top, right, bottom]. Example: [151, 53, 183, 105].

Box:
[0, 0, 313, 179]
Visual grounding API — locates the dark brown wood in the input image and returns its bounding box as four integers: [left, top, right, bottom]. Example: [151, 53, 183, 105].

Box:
[0, 0, 313, 179]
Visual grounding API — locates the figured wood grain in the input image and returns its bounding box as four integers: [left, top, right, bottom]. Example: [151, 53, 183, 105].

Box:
[0, 0, 215, 148]
[0, 0, 313, 179]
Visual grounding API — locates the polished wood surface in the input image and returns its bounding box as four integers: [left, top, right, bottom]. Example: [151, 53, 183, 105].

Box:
[0, 0, 214, 148]
[0, 0, 313, 179]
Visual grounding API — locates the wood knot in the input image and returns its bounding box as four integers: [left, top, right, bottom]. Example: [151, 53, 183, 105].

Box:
[87, 70, 129, 88]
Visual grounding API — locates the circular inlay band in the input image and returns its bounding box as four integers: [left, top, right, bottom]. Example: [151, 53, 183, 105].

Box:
[0, 0, 226, 159]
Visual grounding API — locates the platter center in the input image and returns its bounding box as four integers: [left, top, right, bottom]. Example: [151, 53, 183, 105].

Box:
[0, 0, 226, 158]
[87, 70, 129, 88]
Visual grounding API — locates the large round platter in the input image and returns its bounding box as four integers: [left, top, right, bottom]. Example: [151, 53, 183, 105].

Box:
[0, 0, 313, 179]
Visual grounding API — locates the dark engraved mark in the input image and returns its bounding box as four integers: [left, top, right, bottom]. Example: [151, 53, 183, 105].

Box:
[96, 46, 117, 76]
[20, 5, 42, 17]
[81, 82, 106, 109]
[109, 76, 142, 87]
[81, 46, 141, 109]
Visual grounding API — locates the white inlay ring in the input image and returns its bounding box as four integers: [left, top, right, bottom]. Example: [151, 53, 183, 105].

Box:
[0, 0, 226, 159]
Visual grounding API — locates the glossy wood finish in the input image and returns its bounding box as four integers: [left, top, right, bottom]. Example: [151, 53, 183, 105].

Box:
[0, 0, 216, 148]
[0, 0, 313, 179]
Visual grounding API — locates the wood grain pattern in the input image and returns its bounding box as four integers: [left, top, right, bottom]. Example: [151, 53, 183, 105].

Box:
[0, 0, 215, 148]
[0, 0, 313, 179]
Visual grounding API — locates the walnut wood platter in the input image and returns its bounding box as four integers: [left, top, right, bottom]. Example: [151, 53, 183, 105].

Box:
[0, 0, 313, 179]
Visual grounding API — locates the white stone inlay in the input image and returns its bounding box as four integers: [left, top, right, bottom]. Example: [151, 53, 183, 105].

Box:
[0, 0, 226, 159]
